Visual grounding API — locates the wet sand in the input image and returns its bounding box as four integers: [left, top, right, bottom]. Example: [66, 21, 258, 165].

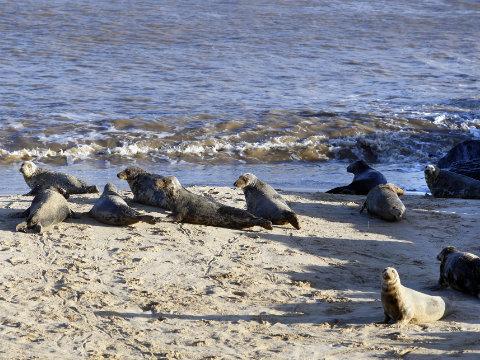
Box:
[0, 187, 479, 359]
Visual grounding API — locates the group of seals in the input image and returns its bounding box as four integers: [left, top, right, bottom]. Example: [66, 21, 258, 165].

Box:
[326, 160, 387, 195]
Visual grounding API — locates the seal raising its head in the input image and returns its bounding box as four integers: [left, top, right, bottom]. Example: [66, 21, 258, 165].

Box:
[117, 167, 169, 209]
[16, 186, 73, 234]
[326, 160, 387, 195]
[156, 176, 273, 230]
[437, 246, 480, 298]
[381, 267, 447, 326]
[20, 161, 98, 195]
[425, 164, 480, 199]
[89, 183, 157, 226]
[360, 183, 406, 221]
[234, 173, 299, 229]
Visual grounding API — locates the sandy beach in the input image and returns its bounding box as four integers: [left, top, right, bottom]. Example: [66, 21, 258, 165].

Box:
[0, 186, 479, 359]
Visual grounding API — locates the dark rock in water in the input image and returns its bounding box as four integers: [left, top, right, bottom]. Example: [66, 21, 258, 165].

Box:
[437, 140, 480, 181]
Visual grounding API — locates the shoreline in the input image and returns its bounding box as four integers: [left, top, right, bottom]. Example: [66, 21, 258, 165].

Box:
[1, 187, 479, 358]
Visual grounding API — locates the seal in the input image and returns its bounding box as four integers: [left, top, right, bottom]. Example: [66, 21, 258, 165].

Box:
[16, 186, 73, 233]
[436, 246, 480, 298]
[155, 176, 273, 230]
[360, 183, 406, 221]
[326, 160, 387, 195]
[89, 183, 157, 226]
[117, 167, 168, 209]
[234, 173, 300, 229]
[20, 161, 98, 195]
[424, 164, 480, 199]
[437, 140, 480, 180]
[381, 267, 447, 326]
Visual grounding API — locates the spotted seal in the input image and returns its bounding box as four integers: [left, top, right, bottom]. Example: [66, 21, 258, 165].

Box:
[326, 160, 387, 195]
[20, 161, 98, 195]
[89, 183, 157, 226]
[381, 267, 447, 326]
[16, 186, 74, 233]
[424, 164, 480, 199]
[117, 167, 168, 209]
[436, 246, 480, 298]
[360, 183, 406, 221]
[234, 173, 300, 229]
[155, 176, 273, 230]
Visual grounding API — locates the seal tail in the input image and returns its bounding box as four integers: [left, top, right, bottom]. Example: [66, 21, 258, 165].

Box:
[258, 219, 273, 230]
[285, 211, 300, 230]
[139, 215, 159, 225]
[326, 186, 353, 194]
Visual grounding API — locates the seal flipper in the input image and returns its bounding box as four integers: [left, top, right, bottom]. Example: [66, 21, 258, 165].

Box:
[326, 185, 354, 194]
[16, 221, 29, 232]
[285, 211, 300, 230]
[258, 219, 273, 230]
[138, 215, 158, 225]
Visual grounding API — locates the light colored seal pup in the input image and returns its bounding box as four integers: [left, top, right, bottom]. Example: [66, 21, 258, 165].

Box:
[155, 176, 273, 230]
[20, 161, 98, 195]
[424, 164, 480, 199]
[89, 183, 157, 226]
[16, 186, 73, 233]
[117, 167, 168, 209]
[233, 173, 300, 229]
[381, 267, 447, 326]
[326, 160, 387, 195]
[437, 246, 480, 298]
[360, 183, 406, 221]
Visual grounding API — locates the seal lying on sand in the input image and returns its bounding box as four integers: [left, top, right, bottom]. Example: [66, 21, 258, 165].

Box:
[437, 246, 480, 298]
[234, 173, 300, 229]
[89, 183, 157, 226]
[16, 186, 73, 233]
[424, 164, 480, 199]
[438, 140, 480, 180]
[155, 176, 273, 230]
[381, 267, 447, 326]
[360, 183, 406, 221]
[326, 160, 387, 195]
[20, 161, 98, 195]
[117, 167, 168, 209]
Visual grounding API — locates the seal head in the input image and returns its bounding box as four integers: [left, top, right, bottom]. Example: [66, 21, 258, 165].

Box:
[233, 173, 257, 189]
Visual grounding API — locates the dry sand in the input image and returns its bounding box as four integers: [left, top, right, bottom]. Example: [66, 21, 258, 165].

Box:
[0, 186, 479, 359]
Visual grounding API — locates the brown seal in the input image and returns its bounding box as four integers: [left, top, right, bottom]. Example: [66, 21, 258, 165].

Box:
[20, 161, 98, 195]
[360, 183, 406, 221]
[437, 246, 480, 298]
[155, 176, 273, 230]
[234, 173, 300, 229]
[381, 267, 447, 326]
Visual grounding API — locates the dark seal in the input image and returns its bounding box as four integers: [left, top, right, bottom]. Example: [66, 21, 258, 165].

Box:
[360, 183, 406, 221]
[234, 173, 300, 229]
[381, 267, 447, 326]
[16, 186, 73, 233]
[437, 246, 480, 298]
[20, 161, 98, 195]
[117, 167, 168, 209]
[89, 183, 157, 226]
[326, 160, 387, 195]
[437, 140, 480, 181]
[155, 176, 273, 230]
[424, 164, 480, 199]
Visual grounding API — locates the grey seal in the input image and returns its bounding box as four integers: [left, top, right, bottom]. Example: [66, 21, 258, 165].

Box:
[326, 160, 387, 195]
[16, 186, 74, 233]
[20, 161, 98, 195]
[234, 173, 300, 229]
[381, 267, 447, 326]
[155, 176, 273, 230]
[117, 167, 168, 209]
[437, 140, 480, 180]
[360, 183, 406, 221]
[424, 164, 480, 199]
[437, 246, 480, 298]
[89, 183, 157, 226]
